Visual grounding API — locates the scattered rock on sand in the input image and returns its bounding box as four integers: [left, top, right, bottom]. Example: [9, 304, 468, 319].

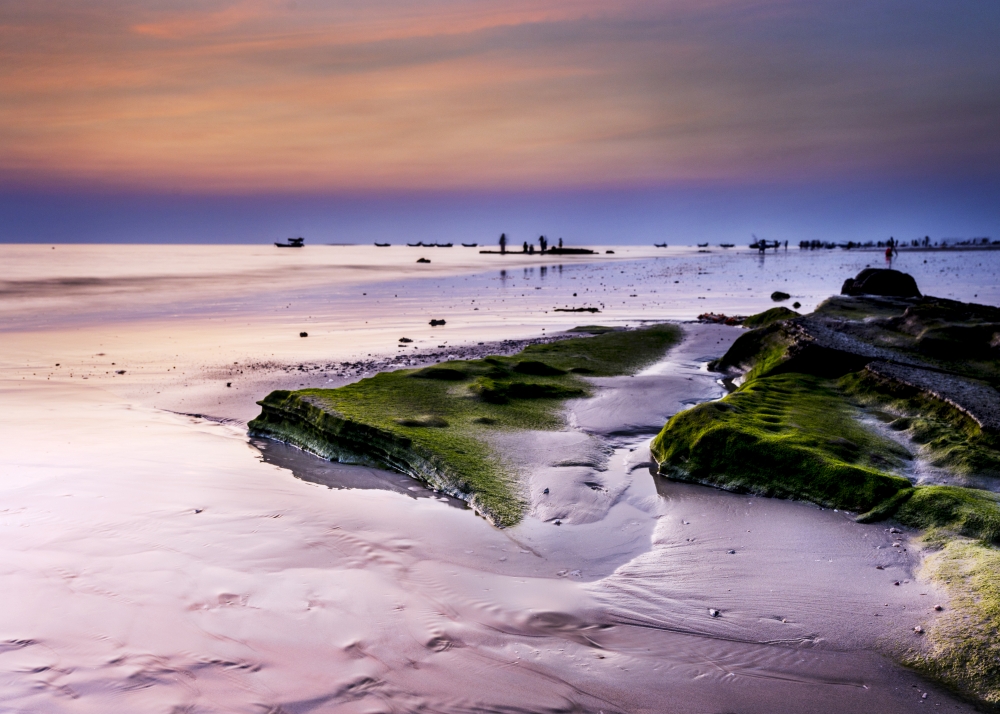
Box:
[399, 337, 413, 343]
[770, 291, 791, 301]
[429, 319, 446, 326]
[300, 332, 308, 337]
[709, 608, 720, 617]
[417, 257, 431, 263]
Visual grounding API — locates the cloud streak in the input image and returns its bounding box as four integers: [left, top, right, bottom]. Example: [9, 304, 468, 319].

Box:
[0, 0, 998, 191]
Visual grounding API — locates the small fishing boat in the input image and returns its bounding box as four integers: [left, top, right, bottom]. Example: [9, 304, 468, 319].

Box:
[697, 242, 709, 247]
[374, 242, 391, 247]
[407, 242, 423, 247]
[461, 243, 478, 247]
[434, 243, 454, 248]
[653, 243, 667, 248]
[719, 243, 734, 248]
[275, 237, 305, 248]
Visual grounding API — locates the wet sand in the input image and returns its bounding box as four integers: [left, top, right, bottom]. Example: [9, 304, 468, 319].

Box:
[2, 245, 996, 711]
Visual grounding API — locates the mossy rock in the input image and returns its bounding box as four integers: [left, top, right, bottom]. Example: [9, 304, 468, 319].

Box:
[897, 486, 1000, 545]
[512, 360, 568, 376]
[742, 306, 800, 329]
[908, 539, 1000, 706]
[652, 373, 912, 513]
[250, 323, 682, 527]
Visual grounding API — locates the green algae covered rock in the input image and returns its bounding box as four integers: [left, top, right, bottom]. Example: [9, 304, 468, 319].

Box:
[250, 323, 681, 527]
[651, 373, 912, 512]
[652, 272, 1000, 707]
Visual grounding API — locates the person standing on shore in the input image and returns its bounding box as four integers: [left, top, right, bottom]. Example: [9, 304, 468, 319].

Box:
[499, 233, 507, 254]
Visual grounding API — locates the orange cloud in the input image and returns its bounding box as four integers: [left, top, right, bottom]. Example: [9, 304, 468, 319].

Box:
[1, 0, 998, 192]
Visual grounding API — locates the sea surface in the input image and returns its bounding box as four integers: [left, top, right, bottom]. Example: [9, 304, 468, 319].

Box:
[1, 243, 998, 713]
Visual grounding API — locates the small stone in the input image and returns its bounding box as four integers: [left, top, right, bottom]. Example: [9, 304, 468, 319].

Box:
[226, 382, 232, 387]
[399, 337, 413, 343]
[894, 581, 901, 586]
[934, 605, 943, 611]
[709, 609, 720, 618]
[876, 565, 884, 570]
[889, 527, 901, 534]
[914, 625, 924, 634]
[554, 520, 562, 526]
[921, 693, 928, 699]
[299, 331, 308, 337]
[542, 488, 549, 495]
[727, 550, 736, 555]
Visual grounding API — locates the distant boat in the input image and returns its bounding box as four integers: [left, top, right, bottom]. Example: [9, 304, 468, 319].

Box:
[275, 237, 304, 248]
[654, 243, 667, 248]
[407, 242, 423, 247]
[719, 243, 734, 248]
[374, 242, 391, 247]
[697, 242, 709, 248]
[462, 243, 478, 247]
[434, 243, 454, 248]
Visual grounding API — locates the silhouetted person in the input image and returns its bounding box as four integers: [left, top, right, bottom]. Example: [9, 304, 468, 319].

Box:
[499, 233, 507, 254]
[558, 238, 563, 249]
[522, 241, 528, 253]
[539, 235, 547, 253]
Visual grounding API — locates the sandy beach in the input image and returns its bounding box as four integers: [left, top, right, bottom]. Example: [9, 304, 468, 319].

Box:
[1, 244, 997, 711]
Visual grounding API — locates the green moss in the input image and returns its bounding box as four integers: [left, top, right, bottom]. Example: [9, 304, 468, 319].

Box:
[651, 373, 912, 512]
[742, 306, 800, 329]
[708, 325, 795, 380]
[896, 486, 1000, 546]
[812, 295, 913, 321]
[518, 323, 681, 376]
[907, 539, 1000, 706]
[250, 323, 681, 527]
[841, 371, 1000, 480]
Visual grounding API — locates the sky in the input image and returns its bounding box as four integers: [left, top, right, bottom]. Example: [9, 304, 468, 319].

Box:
[1, 0, 998, 243]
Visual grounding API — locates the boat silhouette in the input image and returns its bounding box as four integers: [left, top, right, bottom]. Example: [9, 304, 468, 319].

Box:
[697, 242, 709, 247]
[654, 243, 667, 248]
[374, 242, 391, 247]
[275, 237, 304, 248]
[461, 243, 478, 247]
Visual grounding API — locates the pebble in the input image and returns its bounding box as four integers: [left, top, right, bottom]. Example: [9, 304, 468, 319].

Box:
[914, 625, 924, 634]
[727, 550, 736, 555]
[299, 332, 308, 337]
[553, 520, 562, 526]
[894, 581, 901, 586]
[542, 488, 549, 495]
[934, 605, 943, 611]
[709, 609, 720, 618]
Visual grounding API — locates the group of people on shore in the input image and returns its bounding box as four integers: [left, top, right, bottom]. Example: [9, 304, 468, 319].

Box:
[498, 233, 564, 255]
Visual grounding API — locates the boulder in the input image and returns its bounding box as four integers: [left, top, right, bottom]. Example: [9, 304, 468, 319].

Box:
[841, 269, 921, 298]
[771, 291, 791, 301]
